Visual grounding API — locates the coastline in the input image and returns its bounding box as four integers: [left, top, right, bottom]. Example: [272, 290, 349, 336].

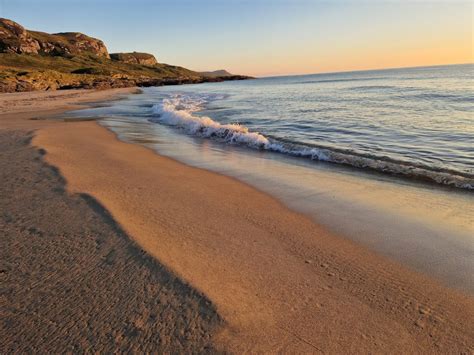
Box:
[81, 84, 474, 293]
[1, 89, 473, 352]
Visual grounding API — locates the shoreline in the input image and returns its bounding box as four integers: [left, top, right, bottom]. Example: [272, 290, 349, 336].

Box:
[0, 75, 254, 94]
[90, 89, 474, 294]
[1, 89, 473, 352]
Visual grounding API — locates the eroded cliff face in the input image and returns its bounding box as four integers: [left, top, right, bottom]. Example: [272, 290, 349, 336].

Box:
[0, 18, 109, 58]
[110, 52, 158, 66]
[0, 18, 251, 92]
[0, 18, 41, 54]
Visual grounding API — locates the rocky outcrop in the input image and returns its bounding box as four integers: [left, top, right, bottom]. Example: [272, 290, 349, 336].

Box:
[0, 18, 109, 58]
[46, 32, 109, 58]
[110, 52, 158, 66]
[0, 18, 253, 93]
[0, 18, 40, 54]
[200, 69, 233, 78]
[0, 71, 254, 93]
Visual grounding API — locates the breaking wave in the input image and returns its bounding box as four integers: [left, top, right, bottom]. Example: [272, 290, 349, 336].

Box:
[150, 95, 270, 148]
[150, 94, 473, 190]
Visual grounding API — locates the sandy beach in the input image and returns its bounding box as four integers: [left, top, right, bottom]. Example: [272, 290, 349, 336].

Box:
[1, 89, 473, 353]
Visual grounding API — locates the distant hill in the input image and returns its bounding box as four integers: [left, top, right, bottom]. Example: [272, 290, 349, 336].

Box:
[0, 18, 252, 92]
[200, 69, 233, 78]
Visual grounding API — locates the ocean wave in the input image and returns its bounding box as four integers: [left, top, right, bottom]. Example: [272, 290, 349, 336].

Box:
[347, 85, 399, 91]
[150, 95, 270, 148]
[297, 76, 387, 84]
[267, 140, 474, 189]
[409, 92, 473, 103]
[150, 94, 473, 190]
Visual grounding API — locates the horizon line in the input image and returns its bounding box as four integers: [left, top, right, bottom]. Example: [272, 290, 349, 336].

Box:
[255, 62, 473, 79]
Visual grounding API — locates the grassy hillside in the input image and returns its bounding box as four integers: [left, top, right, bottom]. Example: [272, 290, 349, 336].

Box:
[0, 52, 198, 77]
[0, 17, 251, 92]
[0, 52, 207, 91]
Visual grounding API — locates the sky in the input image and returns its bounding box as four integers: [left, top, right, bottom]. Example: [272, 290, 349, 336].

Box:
[1, 0, 472, 76]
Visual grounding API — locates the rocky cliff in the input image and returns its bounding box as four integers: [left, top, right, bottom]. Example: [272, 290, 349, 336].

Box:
[0, 18, 109, 58]
[0, 18, 40, 54]
[0, 18, 251, 92]
[110, 52, 158, 66]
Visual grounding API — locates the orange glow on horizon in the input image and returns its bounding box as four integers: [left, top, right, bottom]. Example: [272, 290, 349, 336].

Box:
[237, 38, 473, 77]
[220, 6, 474, 78]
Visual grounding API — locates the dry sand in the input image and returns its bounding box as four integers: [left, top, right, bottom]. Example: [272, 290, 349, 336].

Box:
[1, 89, 221, 353]
[1, 89, 473, 353]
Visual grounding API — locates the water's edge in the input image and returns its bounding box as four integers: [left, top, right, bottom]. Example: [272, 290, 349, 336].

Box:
[62, 78, 474, 294]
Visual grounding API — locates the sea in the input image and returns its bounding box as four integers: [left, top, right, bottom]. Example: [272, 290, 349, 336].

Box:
[68, 63, 474, 292]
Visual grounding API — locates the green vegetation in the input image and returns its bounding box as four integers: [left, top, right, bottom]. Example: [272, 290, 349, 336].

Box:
[110, 52, 157, 65]
[0, 18, 250, 92]
[0, 52, 203, 91]
[71, 67, 112, 75]
[0, 52, 199, 78]
[28, 31, 71, 47]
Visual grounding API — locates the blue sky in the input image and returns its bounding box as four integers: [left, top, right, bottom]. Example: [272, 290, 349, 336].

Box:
[1, 0, 472, 76]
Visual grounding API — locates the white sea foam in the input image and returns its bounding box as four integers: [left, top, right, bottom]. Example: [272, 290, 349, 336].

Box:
[151, 95, 270, 148]
[150, 94, 473, 190]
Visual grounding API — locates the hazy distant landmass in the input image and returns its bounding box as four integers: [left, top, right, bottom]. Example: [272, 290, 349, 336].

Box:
[0, 18, 251, 92]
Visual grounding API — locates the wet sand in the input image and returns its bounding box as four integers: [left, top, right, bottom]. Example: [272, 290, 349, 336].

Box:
[1, 89, 473, 353]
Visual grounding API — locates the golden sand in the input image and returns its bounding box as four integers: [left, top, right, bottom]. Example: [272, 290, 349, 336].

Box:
[2, 89, 473, 353]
